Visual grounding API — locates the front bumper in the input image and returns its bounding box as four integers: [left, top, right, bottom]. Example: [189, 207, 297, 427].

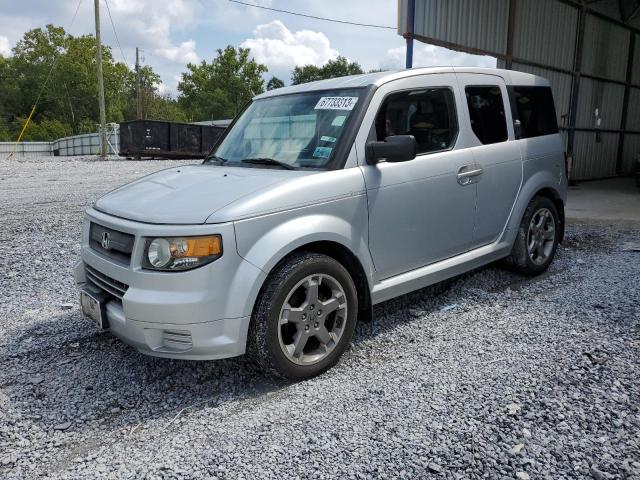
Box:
[74, 208, 266, 360]
[75, 286, 250, 359]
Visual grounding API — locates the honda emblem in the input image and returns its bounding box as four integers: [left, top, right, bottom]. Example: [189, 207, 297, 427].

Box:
[101, 231, 111, 250]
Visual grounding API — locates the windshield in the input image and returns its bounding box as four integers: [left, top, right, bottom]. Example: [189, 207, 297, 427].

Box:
[211, 88, 367, 169]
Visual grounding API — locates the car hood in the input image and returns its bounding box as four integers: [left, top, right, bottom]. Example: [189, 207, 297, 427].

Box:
[94, 164, 310, 224]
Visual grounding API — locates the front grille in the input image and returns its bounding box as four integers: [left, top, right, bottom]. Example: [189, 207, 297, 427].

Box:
[86, 265, 129, 300]
[89, 223, 134, 266]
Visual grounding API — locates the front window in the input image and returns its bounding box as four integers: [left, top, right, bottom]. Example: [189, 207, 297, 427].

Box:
[374, 87, 458, 155]
[212, 88, 367, 169]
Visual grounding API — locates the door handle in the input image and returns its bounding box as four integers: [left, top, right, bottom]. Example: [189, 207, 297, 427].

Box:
[457, 166, 484, 185]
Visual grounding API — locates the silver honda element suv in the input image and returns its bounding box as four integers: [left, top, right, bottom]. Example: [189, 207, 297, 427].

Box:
[75, 67, 567, 380]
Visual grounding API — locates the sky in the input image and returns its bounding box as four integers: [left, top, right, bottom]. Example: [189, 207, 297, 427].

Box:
[0, 0, 496, 95]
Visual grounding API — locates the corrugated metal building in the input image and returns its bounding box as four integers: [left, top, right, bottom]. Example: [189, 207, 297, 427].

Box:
[398, 0, 640, 181]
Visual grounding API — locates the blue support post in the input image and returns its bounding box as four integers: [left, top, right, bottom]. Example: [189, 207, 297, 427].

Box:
[405, 0, 415, 69]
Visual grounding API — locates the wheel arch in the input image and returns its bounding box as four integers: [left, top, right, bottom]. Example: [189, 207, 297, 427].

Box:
[253, 240, 373, 323]
[533, 187, 565, 243]
[506, 173, 566, 245]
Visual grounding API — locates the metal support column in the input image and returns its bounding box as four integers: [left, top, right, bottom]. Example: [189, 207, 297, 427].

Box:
[616, 33, 635, 174]
[405, 0, 415, 69]
[566, 5, 586, 176]
[505, 0, 516, 70]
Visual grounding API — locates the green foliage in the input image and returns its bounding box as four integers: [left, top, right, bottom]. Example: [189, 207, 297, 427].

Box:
[291, 56, 364, 85]
[145, 95, 189, 123]
[19, 117, 74, 141]
[1, 25, 375, 143]
[2, 25, 111, 139]
[178, 46, 267, 121]
[76, 118, 99, 135]
[0, 25, 187, 141]
[266, 76, 285, 90]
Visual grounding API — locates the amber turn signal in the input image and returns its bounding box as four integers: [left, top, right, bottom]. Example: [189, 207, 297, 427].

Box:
[171, 236, 222, 258]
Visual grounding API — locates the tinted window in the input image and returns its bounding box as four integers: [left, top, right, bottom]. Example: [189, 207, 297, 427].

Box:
[510, 86, 559, 138]
[465, 86, 508, 144]
[375, 88, 458, 154]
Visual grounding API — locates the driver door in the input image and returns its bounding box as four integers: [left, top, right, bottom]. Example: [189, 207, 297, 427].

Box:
[358, 74, 478, 279]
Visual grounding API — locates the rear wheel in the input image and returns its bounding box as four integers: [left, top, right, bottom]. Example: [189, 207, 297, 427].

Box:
[506, 196, 560, 275]
[247, 252, 358, 380]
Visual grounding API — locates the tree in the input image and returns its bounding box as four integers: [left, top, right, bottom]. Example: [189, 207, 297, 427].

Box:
[120, 65, 185, 122]
[18, 117, 73, 141]
[291, 56, 364, 85]
[177, 46, 267, 121]
[144, 95, 189, 123]
[266, 76, 285, 90]
[0, 24, 186, 141]
[6, 25, 116, 136]
[0, 54, 20, 137]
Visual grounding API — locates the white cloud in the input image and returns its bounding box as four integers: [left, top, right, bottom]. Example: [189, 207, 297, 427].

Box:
[0, 1, 498, 96]
[155, 40, 199, 64]
[0, 36, 11, 56]
[241, 20, 339, 77]
[381, 43, 496, 70]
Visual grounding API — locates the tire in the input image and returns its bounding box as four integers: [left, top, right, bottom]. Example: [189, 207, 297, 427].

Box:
[506, 196, 560, 276]
[247, 252, 358, 380]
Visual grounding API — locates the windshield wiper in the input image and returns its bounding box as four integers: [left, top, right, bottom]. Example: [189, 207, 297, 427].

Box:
[241, 158, 296, 170]
[203, 155, 227, 165]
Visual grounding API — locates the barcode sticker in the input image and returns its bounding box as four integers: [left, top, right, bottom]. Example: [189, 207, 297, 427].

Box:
[315, 97, 358, 110]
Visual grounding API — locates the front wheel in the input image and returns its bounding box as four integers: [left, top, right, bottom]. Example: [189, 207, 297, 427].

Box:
[506, 196, 560, 275]
[247, 252, 358, 380]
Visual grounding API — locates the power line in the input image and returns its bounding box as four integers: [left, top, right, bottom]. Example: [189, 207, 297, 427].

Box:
[103, 0, 129, 66]
[227, 0, 396, 30]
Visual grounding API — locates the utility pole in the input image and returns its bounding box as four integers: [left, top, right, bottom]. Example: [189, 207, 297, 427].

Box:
[94, 0, 108, 158]
[135, 47, 142, 119]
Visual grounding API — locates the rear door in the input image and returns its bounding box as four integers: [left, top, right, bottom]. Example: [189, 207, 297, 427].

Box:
[455, 73, 523, 245]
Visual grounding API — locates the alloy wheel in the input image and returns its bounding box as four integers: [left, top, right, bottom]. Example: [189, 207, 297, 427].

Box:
[277, 273, 348, 366]
[527, 207, 556, 265]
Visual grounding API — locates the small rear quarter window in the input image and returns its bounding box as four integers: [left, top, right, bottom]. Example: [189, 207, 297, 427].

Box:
[510, 86, 559, 138]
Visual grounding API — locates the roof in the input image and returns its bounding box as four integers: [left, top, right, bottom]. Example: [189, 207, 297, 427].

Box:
[255, 67, 549, 99]
[254, 71, 396, 99]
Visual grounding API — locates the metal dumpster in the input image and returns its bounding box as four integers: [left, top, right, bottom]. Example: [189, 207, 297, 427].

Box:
[119, 120, 227, 159]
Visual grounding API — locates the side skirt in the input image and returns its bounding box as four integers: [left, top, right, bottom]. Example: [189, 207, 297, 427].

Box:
[370, 241, 512, 305]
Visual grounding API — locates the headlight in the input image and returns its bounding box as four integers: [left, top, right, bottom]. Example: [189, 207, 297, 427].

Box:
[143, 235, 222, 271]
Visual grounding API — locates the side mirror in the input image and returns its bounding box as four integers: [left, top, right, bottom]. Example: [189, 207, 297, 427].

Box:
[365, 135, 417, 164]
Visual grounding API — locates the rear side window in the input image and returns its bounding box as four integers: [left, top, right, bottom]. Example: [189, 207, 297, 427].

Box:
[465, 86, 508, 145]
[375, 88, 458, 155]
[510, 86, 559, 138]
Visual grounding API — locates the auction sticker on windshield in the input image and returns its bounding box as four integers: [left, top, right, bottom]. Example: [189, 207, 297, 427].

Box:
[312, 146, 333, 158]
[315, 97, 358, 110]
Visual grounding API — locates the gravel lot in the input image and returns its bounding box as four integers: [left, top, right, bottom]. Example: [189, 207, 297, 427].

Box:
[0, 156, 639, 480]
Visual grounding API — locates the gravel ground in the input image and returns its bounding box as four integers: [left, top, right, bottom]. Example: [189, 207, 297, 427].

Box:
[0, 156, 639, 480]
